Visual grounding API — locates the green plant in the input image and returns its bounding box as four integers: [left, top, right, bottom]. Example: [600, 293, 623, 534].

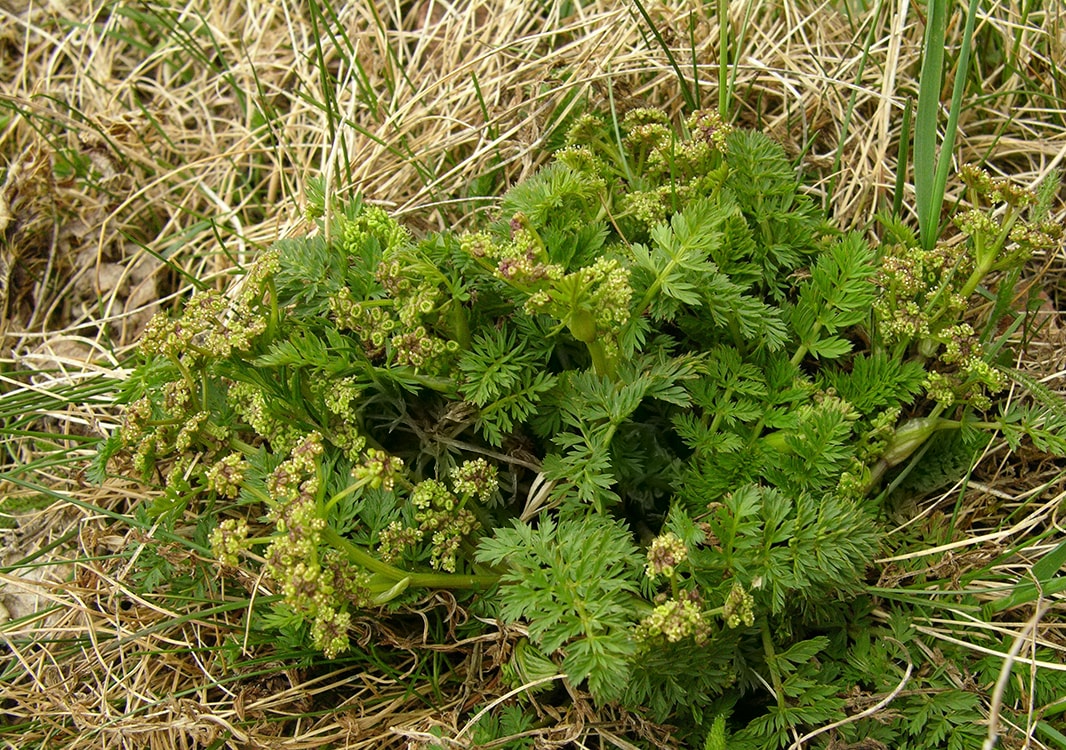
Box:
[98, 108, 1064, 745]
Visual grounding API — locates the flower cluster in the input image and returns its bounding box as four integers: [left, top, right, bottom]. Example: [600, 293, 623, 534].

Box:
[638, 529, 758, 644]
[524, 257, 632, 345]
[873, 242, 970, 345]
[637, 533, 714, 645]
[960, 164, 1036, 209]
[554, 145, 611, 182]
[874, 235, 1011, 408]
[450, 458, 499, 504]
[341, 205, 410, 257]
[317, 376, 364, 420]
[464, 215, 565, 289]
[620, 190, 669, 230]
[636, 590, 710, 645]
[118, 369, 233, 492]
[558, 108, 732, 240]
[119, 394, 165, 477]
[236, 249, 279, 307]
[723, 583, 756, 629]
[229, 380, 303, 454]
[210, 518, 251, 567]
[412, 479, 479, 573]
[579, 257, 632, 334]
[310, 603, 353, 660]
[391, 325, 460, 370]
[352, 448, 404, 492]
[378, 460, 491, 573]
[334, 265, 459, 374]
[645, 532, 687, 579]
[622, 112, 672, 168]
[141, 288, 266, 361]
[206, 453, 248, 499]
[688, 109, 733, 152]
[260, 433, 371, 658]
[330, 291, 393, 359]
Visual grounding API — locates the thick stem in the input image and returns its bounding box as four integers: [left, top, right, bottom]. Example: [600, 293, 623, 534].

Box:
[586, 339, 614, 380]
[449, 299, 472, 350]
[322, 527, 499, 590]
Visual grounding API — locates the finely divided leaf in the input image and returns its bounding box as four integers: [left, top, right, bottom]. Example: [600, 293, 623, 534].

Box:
[791, 233, 877, 359]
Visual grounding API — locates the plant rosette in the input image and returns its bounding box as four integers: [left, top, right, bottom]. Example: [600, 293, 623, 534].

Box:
[99, 108, 1064, 744]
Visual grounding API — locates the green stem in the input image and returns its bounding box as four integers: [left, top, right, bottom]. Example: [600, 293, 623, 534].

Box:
[323, 475, 373, 515]
[228, 437, 260, 454]
[760, 620, 787, 709]
[957, 207, 1023, 301]
[860, 409, 1007, 492]
[449, 299, 472, 350]
[957, 258, 995, 303]
[168, 353, 198, 402]
[586, 339, 614, 380]
[265, 278, 279, 339]
[706, 387, 733, 435]
[321, 527, 498, 590]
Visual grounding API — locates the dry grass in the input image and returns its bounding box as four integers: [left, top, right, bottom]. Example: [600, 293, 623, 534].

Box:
[1, 0, 1065, 747]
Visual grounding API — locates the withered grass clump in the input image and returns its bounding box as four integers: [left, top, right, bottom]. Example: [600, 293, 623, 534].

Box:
[1, 0, 1065, 748]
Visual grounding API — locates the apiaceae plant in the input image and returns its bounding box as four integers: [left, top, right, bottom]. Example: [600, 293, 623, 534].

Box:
[99, 108, 1064, 746]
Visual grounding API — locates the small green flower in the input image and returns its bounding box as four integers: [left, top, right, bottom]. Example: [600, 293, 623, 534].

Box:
[210, 518, 251, 568]
[378, 520, 421, 563]
[450, 459, 499, 503]
[343, 205, 409, 258]
[319, 376, 366, 421]
[923, 371, 957, 408]
[723, 583, 755, 629]
[636, 596, 708, 644]
[236, 248, 279, 306]
[206, 453, 248, 499]
[687, 109, 733, 151]
[645, 532, 687, 579]
[311, 606, 352, 659]
[353, 448, 404, 492]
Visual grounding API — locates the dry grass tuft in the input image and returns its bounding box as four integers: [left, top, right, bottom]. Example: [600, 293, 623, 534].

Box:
[2, 0, 1065, 747]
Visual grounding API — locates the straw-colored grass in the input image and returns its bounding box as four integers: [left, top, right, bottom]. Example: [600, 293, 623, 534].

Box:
[2, 0, 1065, 747]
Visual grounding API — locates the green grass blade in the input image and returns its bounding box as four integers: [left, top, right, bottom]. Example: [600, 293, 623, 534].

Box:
[914, 0, 948, 250]
[687, 11, 701, 111]
[718, 0, 729, 116]
[982, 537, 1066, 616]
[930, 0, 980, 243]
[631, 0, 697, 111]
[915, 0, 980, 250]
[1036, 718, 1066, 749]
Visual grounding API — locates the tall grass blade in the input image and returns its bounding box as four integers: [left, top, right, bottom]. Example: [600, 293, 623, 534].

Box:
[718, 0, 729, 117]
[631, 0, 697, 111]
[982, 537, 1066, 616]
[687, 12, 701, 111]
[914, 0, 980, 250]
[913, 0, 947, 250]
[930, 0, 980, 242]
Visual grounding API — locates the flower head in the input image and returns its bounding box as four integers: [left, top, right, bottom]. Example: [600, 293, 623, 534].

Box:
[636, 596, 709, 644]
[645, 532, 687, 579]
